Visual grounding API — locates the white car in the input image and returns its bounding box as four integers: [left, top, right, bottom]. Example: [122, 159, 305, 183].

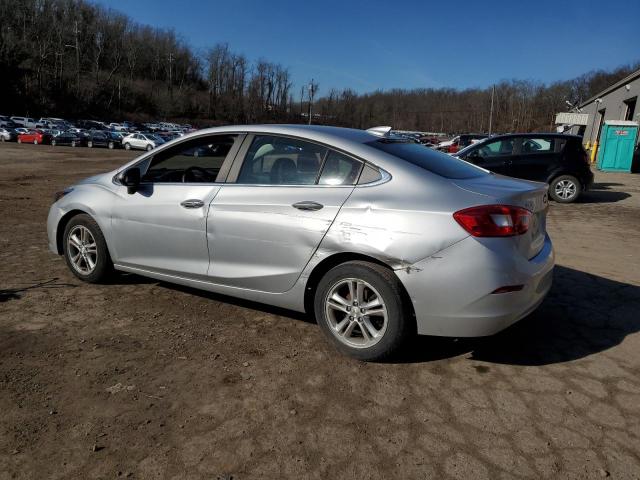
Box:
[108, 123, 128, 131]
[122, 133, 164, 151]
[10, 116, 37, 128]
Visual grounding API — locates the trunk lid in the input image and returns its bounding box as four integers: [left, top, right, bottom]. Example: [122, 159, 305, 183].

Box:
[452, 174, 549, 259]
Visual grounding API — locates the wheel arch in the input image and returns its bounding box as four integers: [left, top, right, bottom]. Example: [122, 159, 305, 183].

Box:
[303, 252, 416, 324]
[55, 209, 90, 254]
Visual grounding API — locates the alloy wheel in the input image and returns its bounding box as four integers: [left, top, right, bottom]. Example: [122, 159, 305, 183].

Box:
[554, 179, 577, 200]
[324, 278, 388, 349]
[67, 225, 98, 275]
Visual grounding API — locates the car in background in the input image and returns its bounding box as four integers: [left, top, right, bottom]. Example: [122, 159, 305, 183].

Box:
[47, 124, 554, 361]
[11, 116, 37, 128]
[455, 133, 593, 203]
[108, 122, 128, 131]
[51, 131, 84, 147]
[14, 127, 29, 135]
[87, 130, 124, 149]
[0, 127, 18, 142]
[122, 132, 165, 151]
[437, 134, 489, 153]
[17, 129, 52, 145]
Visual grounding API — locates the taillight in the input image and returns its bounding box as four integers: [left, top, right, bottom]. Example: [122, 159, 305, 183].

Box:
[453, 205, 531, 237]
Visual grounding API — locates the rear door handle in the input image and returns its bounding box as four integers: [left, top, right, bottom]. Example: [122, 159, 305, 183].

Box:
[292, 201, 324, 211]
[181, 199, 204, 209]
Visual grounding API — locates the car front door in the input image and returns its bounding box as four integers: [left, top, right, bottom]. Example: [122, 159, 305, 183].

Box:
[463, 137, 515, 176]
[110, 134, 243, 277]
[510, 136, 559, 182]
[207, 134, 363, 293]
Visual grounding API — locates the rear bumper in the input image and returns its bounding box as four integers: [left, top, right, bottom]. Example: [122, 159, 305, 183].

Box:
[396, 234, 554, 337]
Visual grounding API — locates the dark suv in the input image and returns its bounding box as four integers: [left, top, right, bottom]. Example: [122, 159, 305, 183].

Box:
[86, 130, 123, 149]
[455, 133, 593, 203]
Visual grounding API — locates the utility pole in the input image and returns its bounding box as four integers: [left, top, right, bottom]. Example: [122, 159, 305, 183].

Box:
[168, 51, 174, 99]
[488, 84, 495, 135]
[307, 79, 317, 125]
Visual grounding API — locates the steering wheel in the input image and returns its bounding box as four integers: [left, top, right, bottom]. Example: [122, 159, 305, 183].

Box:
[182, 166, 214, 183]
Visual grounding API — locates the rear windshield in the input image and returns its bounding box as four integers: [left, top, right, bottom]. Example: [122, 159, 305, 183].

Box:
[366, 140, 488, 179]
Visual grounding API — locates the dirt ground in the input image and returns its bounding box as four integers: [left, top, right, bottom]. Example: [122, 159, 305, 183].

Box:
[1, 142, 639, 480]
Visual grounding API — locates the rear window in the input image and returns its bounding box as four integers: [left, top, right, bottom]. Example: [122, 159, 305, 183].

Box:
[366, 140, 488, 179]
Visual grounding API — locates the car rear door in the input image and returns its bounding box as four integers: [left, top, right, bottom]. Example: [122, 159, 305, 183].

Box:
[207, 134, 362, 293]
[510, 136, 558, 182]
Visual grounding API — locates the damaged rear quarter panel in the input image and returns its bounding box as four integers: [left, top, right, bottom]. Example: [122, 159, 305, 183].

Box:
[317, 170, 473, 270]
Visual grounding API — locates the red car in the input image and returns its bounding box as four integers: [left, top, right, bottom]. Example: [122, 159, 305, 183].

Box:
[17, 129, 52, 145]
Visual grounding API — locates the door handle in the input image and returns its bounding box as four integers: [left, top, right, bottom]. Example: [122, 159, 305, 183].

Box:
[180, 199, 204, 209]
[292, 201, 324, 211]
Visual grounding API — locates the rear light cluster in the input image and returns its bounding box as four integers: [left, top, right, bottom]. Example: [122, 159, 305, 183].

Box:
[453, 205, 531, 237]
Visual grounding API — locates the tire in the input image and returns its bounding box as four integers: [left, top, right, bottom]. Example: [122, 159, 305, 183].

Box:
[1, 136, 5, 142]
[124, 142, 131, 150]
[17, 138, 22, 144]
[71, 140, 76, 147]
[146, 144, 152, 151]
[34, 139, 38, 145]
[87, 141, 93, 148]
[51, 139, 56, 146]
[62, 214, 114, 283]
[549, 175, 581, 203]
[108, 141, 114, 149]
[314, 261, 412, 361]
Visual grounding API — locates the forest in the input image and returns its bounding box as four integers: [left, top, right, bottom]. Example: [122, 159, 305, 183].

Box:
[0, 0, 637, 133]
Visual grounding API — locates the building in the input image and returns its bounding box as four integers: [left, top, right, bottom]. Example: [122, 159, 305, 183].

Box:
[558, 68, 640, 161]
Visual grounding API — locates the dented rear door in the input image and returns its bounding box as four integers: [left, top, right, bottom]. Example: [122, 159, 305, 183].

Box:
[206, 185, 354, 292]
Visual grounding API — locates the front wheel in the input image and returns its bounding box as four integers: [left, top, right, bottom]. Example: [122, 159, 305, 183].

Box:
[34, 139, 38, 145]
[51, 139, 57, 146]
[314, 261, 412, 361]
[17, 138, 22, 144]
[63, 214, 113, 283]
[146, 144, 152, 151]
[550, 175, 581, 203]
[71, 140, 76, 147]
[108, 141, 114, 149]
[87, 141, 93, 148]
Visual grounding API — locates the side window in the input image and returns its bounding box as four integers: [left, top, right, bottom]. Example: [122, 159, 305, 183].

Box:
[142, 134, 238, 183]
[521, 138, 553, 154]
[318, 151, 362, 185]
[237, 135, 327, 185]
[476, 138, 514, 158]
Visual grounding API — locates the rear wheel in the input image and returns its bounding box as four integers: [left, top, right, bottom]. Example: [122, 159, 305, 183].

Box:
[63, 214, 113, 283]
[51, 139, 57, 146]
[33, 139, 38, 145]
[314, 261, 412, 361]
[17, 138, 22, 144]
[124, 142, 131, 150]
[71, 140, 76, 147]
[550, 175, 581, 203]
[87, 141, 93, 148]
[108, 141, 114, 149]
[146, 144, 152, 151]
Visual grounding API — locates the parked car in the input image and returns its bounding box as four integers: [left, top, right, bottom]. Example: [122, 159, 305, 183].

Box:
[11, 116, 37, 128]
[17, 129, 52, 145]
[0, 127, 17, 142]
[87, 130, 124, 149]
[438, 134, 489, 153]
[108, 122, 128, 131]
[122, 132, 165, 151]
[47, 125, 554, 361]
[455, 133, 593, 203]
[51, 131, 84, 147]
[14, 127, 29, 135]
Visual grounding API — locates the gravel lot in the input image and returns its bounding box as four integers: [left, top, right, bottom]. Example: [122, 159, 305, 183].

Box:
[1, 142, 639, 479]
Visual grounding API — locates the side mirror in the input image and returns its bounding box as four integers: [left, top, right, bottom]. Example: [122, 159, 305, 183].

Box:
[120, 167, 140, 194]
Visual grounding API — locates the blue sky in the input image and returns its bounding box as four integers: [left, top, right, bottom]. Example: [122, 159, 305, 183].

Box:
[95, 0, 639, 95]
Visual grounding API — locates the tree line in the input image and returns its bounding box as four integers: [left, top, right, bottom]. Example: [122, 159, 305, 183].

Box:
[0, 0, 637, 132]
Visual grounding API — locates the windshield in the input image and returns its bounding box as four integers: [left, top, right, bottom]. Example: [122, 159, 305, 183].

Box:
[366, 140, 488, 179]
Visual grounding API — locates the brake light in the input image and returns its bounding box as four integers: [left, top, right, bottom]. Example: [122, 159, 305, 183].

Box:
[453, 205, 531, 237]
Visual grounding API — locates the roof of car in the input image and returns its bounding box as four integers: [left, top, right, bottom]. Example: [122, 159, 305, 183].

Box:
[484, 132, 582, 139]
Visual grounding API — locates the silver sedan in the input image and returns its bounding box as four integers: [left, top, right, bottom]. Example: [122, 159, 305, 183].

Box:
[47, 125, 554, 361]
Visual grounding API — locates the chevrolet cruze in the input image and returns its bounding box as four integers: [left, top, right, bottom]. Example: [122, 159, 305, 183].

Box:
[47, 125, 554, 361]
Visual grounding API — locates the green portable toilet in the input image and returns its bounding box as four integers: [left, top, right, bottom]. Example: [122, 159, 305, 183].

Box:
[596, 120, 639, 172]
